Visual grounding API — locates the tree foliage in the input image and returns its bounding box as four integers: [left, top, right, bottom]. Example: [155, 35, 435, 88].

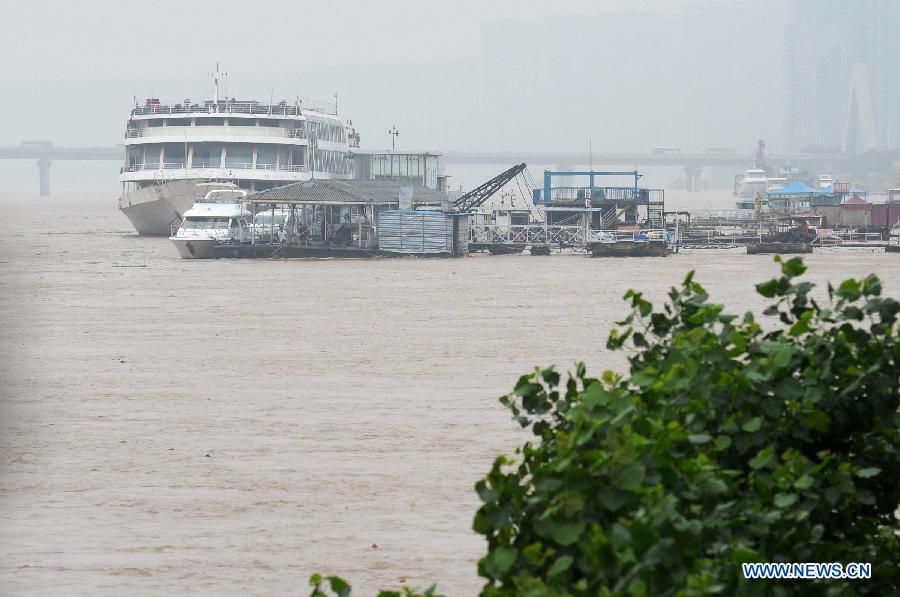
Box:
[307, 573, 442, 597]
[474, 257, 899, 595]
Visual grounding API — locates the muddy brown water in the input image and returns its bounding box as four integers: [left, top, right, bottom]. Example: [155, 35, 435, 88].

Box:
[1, 192, 898, 595]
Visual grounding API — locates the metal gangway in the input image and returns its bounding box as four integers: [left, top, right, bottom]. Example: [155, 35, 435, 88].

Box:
[469, 219, 673, 252]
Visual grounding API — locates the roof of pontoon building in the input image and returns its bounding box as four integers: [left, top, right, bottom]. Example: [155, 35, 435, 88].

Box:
[247, 179, 450, 204]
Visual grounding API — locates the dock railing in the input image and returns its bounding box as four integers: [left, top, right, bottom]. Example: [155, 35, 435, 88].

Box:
[469, 222, 673, 249]
[812, 230, 884, 246]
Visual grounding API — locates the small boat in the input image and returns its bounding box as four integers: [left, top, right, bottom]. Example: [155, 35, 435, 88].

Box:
[169, 188, 251, 259]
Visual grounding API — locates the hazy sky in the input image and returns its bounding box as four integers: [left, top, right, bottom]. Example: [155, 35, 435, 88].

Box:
[2, 0, 786, 153]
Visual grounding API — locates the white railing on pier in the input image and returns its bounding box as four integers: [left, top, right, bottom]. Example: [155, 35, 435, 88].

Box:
[812, 230, 884, 245]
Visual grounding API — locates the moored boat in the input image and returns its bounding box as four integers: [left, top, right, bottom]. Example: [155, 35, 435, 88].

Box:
[169, 188, 251, 259]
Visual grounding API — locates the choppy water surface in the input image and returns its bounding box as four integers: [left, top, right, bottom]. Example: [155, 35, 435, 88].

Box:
[1, 192, 898, 595]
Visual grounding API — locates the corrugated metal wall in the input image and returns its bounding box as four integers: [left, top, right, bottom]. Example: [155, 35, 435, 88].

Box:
[377, 210, 454, 254]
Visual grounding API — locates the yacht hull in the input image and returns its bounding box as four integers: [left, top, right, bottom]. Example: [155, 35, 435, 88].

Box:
[118, 180, 201, 235]
[170, 237, 219, 259]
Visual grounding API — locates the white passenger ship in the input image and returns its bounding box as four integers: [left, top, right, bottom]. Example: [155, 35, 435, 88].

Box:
[118, 69, 360, 235]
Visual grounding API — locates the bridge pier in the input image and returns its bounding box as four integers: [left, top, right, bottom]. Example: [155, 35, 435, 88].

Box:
[684, 165, 702, 192]
[37, 158, 51, 196]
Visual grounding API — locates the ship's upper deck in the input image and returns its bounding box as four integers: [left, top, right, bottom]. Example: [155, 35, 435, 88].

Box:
[130, 98, 340, 121]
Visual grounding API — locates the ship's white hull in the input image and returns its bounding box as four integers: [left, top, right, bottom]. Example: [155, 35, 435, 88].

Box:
[169, 237, 219, 259]
[118, 180, 202, 235]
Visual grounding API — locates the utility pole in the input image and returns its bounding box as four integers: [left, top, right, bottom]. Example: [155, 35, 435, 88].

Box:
[388, 125, 399, 151]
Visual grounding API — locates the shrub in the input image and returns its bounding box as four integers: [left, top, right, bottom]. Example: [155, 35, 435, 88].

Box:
[307, 573, 441, 597]
[473, 257, 899, 595]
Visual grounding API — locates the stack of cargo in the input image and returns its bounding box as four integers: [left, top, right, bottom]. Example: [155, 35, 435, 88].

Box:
[377, 210, 455, 255]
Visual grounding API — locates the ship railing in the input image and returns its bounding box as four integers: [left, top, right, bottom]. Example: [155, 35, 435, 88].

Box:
[131, 102, 338, 117]
[122, 163, 309, 173]
[125, 127, 307, 139]
[587, 229, 669, 243]
[132, 104, 305, 116]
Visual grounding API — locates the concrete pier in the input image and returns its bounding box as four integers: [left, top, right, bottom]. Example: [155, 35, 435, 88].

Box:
[588, 241, 668, 257]
[37, 158, 51, 196]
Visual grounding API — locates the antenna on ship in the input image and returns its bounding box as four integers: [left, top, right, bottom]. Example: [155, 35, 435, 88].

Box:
[334, 93, 338, 115]
[211, 62, 227, 112]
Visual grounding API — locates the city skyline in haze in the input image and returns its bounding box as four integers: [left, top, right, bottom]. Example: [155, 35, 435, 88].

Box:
[1, 0, 896, 156]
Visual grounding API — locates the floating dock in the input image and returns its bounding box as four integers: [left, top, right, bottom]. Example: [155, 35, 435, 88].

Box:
[746, 243, 813, 254]
[589, 240, 668, 257]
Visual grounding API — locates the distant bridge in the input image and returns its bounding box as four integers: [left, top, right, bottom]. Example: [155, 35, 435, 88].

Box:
[0, 142, 849, 195]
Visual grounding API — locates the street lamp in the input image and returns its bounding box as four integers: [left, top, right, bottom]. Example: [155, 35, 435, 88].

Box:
[388, 125, 399, 151]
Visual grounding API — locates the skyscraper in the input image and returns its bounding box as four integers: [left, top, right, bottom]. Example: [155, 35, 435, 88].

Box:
[785, 0, 900, 153]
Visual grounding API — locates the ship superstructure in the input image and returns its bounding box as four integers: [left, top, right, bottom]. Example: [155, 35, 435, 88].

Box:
[118, 67, 359, 235]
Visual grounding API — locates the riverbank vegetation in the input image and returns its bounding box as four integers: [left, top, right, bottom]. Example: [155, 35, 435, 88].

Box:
[312, 257, 899, 595]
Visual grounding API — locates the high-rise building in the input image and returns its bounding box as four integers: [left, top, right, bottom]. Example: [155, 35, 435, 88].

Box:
[785, 0, 900, 153]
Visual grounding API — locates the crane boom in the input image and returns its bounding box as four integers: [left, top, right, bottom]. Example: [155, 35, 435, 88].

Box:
[453, 163, 527, 212]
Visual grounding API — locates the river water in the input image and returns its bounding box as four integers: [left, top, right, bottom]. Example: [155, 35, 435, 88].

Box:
[1, 191, 898, 595]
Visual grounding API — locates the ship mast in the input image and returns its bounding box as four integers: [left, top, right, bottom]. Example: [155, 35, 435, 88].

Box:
[211, 63, 227, 112]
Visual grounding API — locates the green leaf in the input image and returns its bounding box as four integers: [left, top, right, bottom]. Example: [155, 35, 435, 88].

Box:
[781, 257, 807, 279]
[836, 278, 861, 300]
[749, 448, 774, 469]
[794, 475, 814, 490]
[774, 492, 798, 508]
[856, 467, 881, 478]
[491, 546, 518, 574]
[714, 435, 732, 451]
[756, 280, 779, 298]
[547, 555, 574, 578]
[550, 521, 585, 546]
[741, 417, 762, 433]
[328, 576, 351, 597]
[522, 542, 546, 566]
[688, 433, 712, 445]
[611, 463, 645, 491]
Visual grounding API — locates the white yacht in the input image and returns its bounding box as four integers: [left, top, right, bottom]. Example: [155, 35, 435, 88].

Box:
[119, 67, 360, 235]
[734, 168, 769, 209]
[169, 187, 251, 259]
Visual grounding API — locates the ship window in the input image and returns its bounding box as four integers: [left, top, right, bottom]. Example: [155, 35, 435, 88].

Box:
[196, 117, 225, 126]
[143, 145, 161, 168]
[256, 145, 277, 167]
[192, 144, 222, 168]
[126, 146, 141, 167]
[225, 144, 253, 168]
[167, 118, 190, 127]
[291, 147, 305, 166]
[258, 119, 281, 127]
[229, 118, 255, 126]
[163, 144, 186, 168]
[183, 217, 230, 230]
[147, 119, 165, 127]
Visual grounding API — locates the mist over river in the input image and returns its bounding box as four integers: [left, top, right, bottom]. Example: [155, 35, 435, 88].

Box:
[2, 191, 899, 595]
